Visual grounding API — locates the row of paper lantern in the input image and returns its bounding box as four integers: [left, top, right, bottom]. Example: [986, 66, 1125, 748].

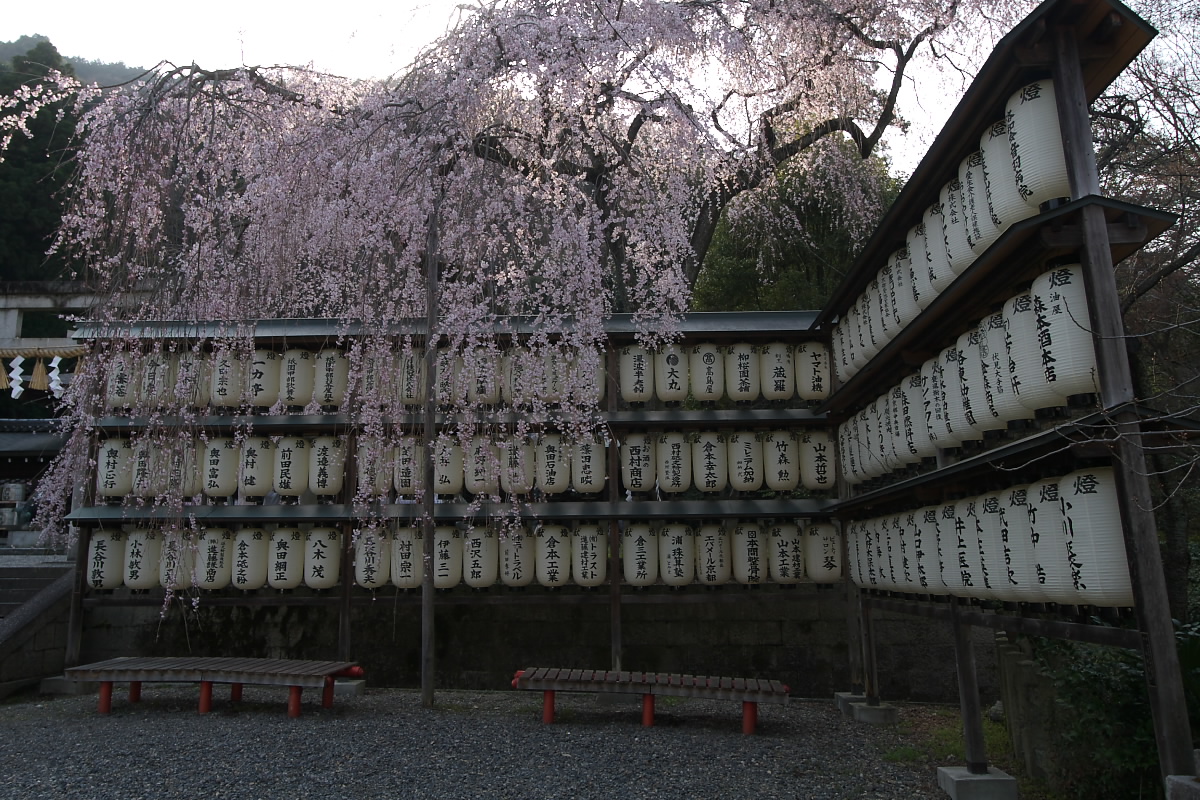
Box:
[838, 263, 1097, 483]
[847, 467, 1133, 607]
[95, 428, 837, 501]
[614, 342, 829, 404]
[104, 341, 832, 411]
[85, 521, 844, 591]
[833, 79, 1071, 383]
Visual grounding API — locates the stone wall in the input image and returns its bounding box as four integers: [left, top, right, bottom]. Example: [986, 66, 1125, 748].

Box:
[0, 574, 71, 696]
[80, 585, 997, 702]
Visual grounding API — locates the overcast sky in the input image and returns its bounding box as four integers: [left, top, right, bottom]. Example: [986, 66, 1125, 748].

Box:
[1, 0, 962, 174]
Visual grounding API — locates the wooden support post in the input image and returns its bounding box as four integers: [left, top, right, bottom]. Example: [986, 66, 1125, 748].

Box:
[1052, 26, 1195, 780]
[843, 531, 865, 695]
[322, 676, 335, 709]
[542, 690, 555, 724]
[128, 681, 141, 704]
[337, 519, 353, 662]
[230, 683, 243, 703]
[742, 701, 758, 735]
[288, 686, 302, 718]
[97, 681, 112, 714]
[951, 598, 988, 775]
[420, 191, 442, 711]
[607, 346, 622, 673]
[65, 526, 90, 668]
[861, 595, 881, 706]
[198, 681, 213, 714]
[641, 694, 655, 727]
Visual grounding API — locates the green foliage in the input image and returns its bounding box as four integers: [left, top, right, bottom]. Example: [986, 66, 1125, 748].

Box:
[692, 143, 899, 312]
[0, 38, 76, 283]
[1033, 625, 1200, 799]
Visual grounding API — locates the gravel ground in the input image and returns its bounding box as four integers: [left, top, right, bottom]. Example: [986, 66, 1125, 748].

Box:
[0, 686, 946, 800]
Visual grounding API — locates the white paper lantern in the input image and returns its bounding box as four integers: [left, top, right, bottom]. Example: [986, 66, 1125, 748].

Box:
[173, 349, 211, 407]
[247, 349, 281, 408]
[535, 434, 569, 495]
[104, 351, 141, 409]
[500, 526, 535, 587]
[1003, 290, 1046, 410]
[465, 348, 502, 405]
[433, 526, 461, 589]
[1058, 468, 1134, 607]
[308, 436, 346, 497]
[920, 358, 949, 453]
[923, 203, 957, 294]
[799, 429, 835, 491]
[433, 439, 464, 496]
[1007, 80, 1071, 209]
[622, 524, 659, 586]
[130, 439, 164, 498]
[940, 180, 975, 276]
[398, 347, 427, 406]
[939, 345, 983, 445]
[763, 430, 800, 491]
[959, 327, 1004, 434]
[196, 527, 233, 590]
[658, 524, 695, 586]
[619, 345, 654, 403]
[889, 514, 915, 590]
[572, 524, 607, 587]
[997, 486, 1042, 602]
[535, 525, 571, 587]
[620, 432, 656, 492]
[161, 439, 200, 498]
[559, 347, 606, 404]
[201, 436, 239, 498]
[501, 347, 531, 406]
[767, 522, 804, 584]
[305, 528, 342, 590]
[539, 347, 565, 404]
[139, 350, 174, 407]
[905, 223, 937, 310]
[888, 383, 921, 466]
[571, 436, 605, 494]
[901, 510, 932, 592]
[874, 267, 898, 344]
[1026, 477, 1074, 604]
[889, 247, 922, 329]
[654, 345, 689, 403]
[500, 437, 535, 495]
[725, 344, 761, 402]
[980, 118, 1038, 230]
[466, 437, 500, 496]
[390, 527, 423, 589]
[358, 347, 395, 405]
[846, 521, 865, 587]
[462, 528, 499, 588]
[977, 312, 1034, 426]
[434, 348, 466, 408]
[355, 528, 391, 589]
[794, 342, 830, 401]
[209, 349, 244, 407]
[859, 282, 885, 359]
[393, 437, 423, 497]
[695, 524, 731, 585]
[1015, 264, 1098, 410]
[272, 436, 310, 497]
[356, 440, 395, 497]
[279, 349, 315, 407]
[85, 532, 124, 587]
[159, 532, 195, 590]
[914, 506, 949, 595]
[831, 322, 853, 383]
[760, 342, 795, 401]
[691, 431, 727, 493]
[656, 431, 692, 493]
[123, 529, 161, 590]
[727, 430, 763, 492]
[960, 152, 1002, 255]
[900, 371, 937, 460]
[232, 528, 269, 590]
[731, 522, 766, 585]
[971, 494, 1005, 601]
[239, 436, 275, 499]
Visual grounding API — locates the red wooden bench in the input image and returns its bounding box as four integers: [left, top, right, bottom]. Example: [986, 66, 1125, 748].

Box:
[66, 656, 363, 718]
[511, 667, 789, 734]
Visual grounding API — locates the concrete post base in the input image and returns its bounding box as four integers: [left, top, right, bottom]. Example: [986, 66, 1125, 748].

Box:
[851, 701, 898, 726]
[936, 766, 1017, 800]
[1168, 776, 1200, 799]
[834, 691, 865, 715]
[334, 679, 366, 697]
[40, 675, 94, 695]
